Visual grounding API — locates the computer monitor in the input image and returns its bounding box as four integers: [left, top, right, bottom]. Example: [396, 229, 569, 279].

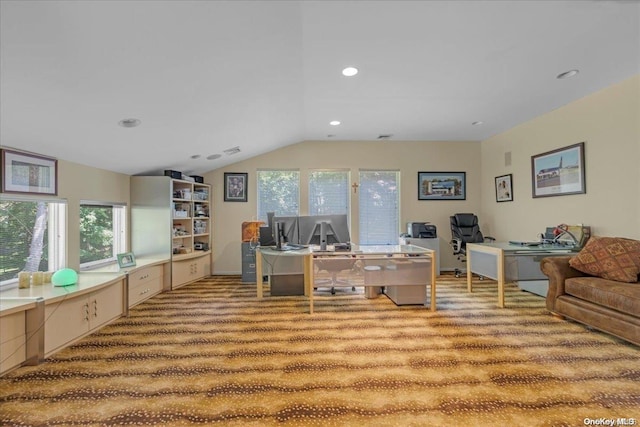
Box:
[272, 216, 299, 248]
[298, 214, 350, 249]
[259, 212, 276, 246]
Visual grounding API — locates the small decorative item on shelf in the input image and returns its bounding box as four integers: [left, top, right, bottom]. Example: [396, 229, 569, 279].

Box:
[44, 271, 54, 283]
[18, 271, 30, 289]
[117, 252, 136, 268]
[31, 271, 44, 286]
[52, 268, 78, 287]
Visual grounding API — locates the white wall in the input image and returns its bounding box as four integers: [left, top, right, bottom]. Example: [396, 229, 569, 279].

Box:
[204, 140, 482, 274]
[480, 74, 640, 241]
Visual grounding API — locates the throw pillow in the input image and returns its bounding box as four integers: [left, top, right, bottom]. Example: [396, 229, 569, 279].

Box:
[569, 236, 640, 283]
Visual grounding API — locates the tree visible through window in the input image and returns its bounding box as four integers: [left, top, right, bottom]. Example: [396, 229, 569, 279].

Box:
[79, 202, 126, 269]
[257, 170, 300, 222]
[0, 198, 66, 286]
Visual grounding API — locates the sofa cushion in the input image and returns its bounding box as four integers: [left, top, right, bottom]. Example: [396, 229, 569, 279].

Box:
[565, 276, 640, 316]
[569, 236, 640, 283]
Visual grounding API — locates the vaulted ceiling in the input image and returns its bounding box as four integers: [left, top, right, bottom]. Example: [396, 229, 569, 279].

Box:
[1, 0, 638, 176]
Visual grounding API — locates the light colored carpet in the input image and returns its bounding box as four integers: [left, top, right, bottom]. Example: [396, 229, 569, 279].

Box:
[1, 274, 639, 426]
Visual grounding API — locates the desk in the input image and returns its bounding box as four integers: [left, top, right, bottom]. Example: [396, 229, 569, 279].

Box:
[466, 242, 577, 307]
[256, 244, 436, 314]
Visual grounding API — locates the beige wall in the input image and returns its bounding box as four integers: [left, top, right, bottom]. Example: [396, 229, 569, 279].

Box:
[57, 160, 130, 270]
[204, 140, 482, 274]
[6, 76, 636, 276]
[480, 74, 640, 242]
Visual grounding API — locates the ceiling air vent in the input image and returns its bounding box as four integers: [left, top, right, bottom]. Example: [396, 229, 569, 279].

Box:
[223, 146, 241, 155]
[377, 134, 393, 140]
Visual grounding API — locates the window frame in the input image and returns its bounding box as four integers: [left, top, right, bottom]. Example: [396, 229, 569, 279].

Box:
[256, 169, 300, 222]
[308, 169, 350, 217]
[79, 200, 127, 270]
[358, 169, 401, 245]
[0, 195, 67, 289]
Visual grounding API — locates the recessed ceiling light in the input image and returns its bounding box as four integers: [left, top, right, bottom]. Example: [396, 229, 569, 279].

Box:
[206, 154, 221, 160]
[190, 154, 201, 159]
[329, 120, 341, 126]
[557, 69, 579, 79]
[342, 67, 358, 77]
[472, 121, 483, 126]
[118, 118, 141, 128]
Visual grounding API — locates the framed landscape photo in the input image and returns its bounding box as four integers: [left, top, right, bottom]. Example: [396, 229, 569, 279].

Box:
[531, 142, 585, 198]
[418, 172, 466, 200]
[495, 174, 513, 202]
[1, 149, 58, 195]
[224, 172, 248, 202]
[117, 252, 136, 268]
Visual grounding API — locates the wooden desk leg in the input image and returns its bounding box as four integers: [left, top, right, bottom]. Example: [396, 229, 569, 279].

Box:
[430, 252, 437, 311]
[256, 250, 263, 299]
[466, 250, 473, 293]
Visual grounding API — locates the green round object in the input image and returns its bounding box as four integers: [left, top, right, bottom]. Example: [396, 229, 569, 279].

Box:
[52, 268, 78, 287]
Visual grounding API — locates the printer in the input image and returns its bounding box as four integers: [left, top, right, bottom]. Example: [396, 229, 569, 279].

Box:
[406, 222, 437, 238]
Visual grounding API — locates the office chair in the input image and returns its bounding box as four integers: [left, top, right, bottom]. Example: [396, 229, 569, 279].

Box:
[314, 258, 356, 295]
[450, 213, 495, 278]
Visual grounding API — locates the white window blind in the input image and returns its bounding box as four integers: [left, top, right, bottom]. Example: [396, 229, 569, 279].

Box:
[257, 170, 300, 222]
[358, 170, 400, 245]
[308, 170, 349, 215]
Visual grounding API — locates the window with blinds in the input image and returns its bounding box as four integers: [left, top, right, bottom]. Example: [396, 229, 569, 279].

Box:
[358, 170, 400, 245]
[0, 197, 66, 289]
[308, 170, 349, 216]
[257, 170, 300, 222]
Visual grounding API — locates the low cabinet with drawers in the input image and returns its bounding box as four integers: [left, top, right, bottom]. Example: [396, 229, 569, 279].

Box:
[128, 263, 167, 307]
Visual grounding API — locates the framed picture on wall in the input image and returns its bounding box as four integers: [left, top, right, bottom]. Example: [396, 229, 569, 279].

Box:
[495, 174, 513, 202]
[224, 172, 248, 202]
[1, 149, 58, 195]
[531, 142, 585, 198]
[418, 172, 466, 200]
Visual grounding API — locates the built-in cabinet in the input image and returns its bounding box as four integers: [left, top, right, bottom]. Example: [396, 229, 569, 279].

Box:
[131, 176, 212, 289]
[44, 277, 125, 356]
[127, 263, 167, 307]
[0, 310, 27, 374]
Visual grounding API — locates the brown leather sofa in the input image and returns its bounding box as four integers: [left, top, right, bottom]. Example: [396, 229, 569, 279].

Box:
[540, 256, 640, 346]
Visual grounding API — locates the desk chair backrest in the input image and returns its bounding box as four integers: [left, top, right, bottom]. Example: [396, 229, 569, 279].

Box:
[450, 213, 484, 250]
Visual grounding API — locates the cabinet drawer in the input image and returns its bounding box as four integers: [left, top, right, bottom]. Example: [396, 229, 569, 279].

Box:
[128, 265, 163, 288]
[129, 277, 163, 307]
[1, 311, 25, 344]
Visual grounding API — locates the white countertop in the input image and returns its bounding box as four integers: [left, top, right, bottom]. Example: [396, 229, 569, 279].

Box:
[0, 272, 126, 313]
[84, 255, 170, 273]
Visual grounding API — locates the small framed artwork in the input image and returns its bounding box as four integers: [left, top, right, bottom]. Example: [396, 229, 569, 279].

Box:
[531, 142, 585, 198]
[1, 149, 58, 195]
[117, 252, 136, 268]
[224, 172, 248, 202]
[495, 174, 513, 202]
[418, 172, 466, 200]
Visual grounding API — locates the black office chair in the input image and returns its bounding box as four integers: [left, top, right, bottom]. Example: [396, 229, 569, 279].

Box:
[450, 213, 494, 278]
